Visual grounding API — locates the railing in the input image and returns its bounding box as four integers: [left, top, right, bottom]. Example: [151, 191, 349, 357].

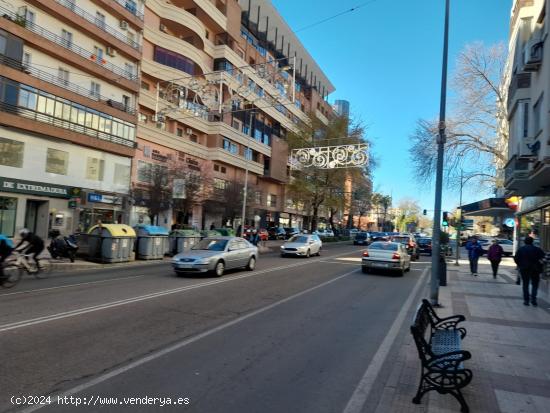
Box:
[56, 0, 141, 50]
[112, 0, 144, 20]
[0, 54, 136, 115]
[0, 101, 136, 148]
[0, 7, 138, 82]
[508, 72, 531, 104]
[504, 155, 531, 183]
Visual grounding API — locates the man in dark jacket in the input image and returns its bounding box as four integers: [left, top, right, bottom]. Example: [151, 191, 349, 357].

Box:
[466, 237, 484, 276]
[514, 236, 545, 306]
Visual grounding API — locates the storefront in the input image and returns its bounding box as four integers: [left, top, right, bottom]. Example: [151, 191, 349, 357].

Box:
[0, 176, 73, 239]
[517, 196, 550, 251]
[77, 190, 128, 232]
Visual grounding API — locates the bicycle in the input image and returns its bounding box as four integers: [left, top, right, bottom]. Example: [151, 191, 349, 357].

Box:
[0, 251, 53, 289]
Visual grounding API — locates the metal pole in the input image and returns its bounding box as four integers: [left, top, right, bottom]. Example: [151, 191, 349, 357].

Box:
[292, 55, 296, 103]
[431, 0, 450, 306]
[241, 111, 254, 230]
[455, 168, 463, 266]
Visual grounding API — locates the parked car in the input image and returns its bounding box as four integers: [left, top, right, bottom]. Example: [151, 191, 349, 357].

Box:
[390, 234, 419, 261]
[349, 229, 359, 238]
[361, 241, 411, 276]
[280, 234, 322, 258]
[481, 238, 514, 256]
[417, 237, 432, 255]
[172, 236, 257, 277]
[268, 227, 286, 240]
[283, 227, 300, 239]
[353, 232, 371, 246]
[314, 229, 335, 237]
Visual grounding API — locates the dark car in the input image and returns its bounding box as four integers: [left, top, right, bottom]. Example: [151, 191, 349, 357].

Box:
[390, 235, 420, 261]
[283, 227, 300, 239]
[353, 232, 371, 246]
[268, 227, 286, 240]
[417, 237, 432, 255]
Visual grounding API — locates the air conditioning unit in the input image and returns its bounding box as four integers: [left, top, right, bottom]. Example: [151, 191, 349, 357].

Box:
[106, 47, 117, 57]
[523, 39, 544, 71]
[186, 128, 193, 135]
[119, 20, 128, 30]
[159, 24, 167, 33]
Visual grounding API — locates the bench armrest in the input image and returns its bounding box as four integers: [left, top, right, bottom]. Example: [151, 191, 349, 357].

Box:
[434, 315, 467, 338]
[427, 350, 471, 372]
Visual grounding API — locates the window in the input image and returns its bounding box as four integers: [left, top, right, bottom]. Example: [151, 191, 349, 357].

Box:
[214, 164, 219, 171]
[127, 31, 135, 46]
[267, 194, 277, 207]
[514, 100, 529, 139]
[61, 30, 73, 48]
[254, 191, 262, 205]
[95, 12, 106, 29]
[244, 148, 253, 160]
[176, 128, 183, 137]
[45, 148, 69, 175]
[93, 46, 103, 63]
[137, 161, 151, 182]
[222, 138, 238, 154]
[58, 68, 69, 86]
[125, 63, 135, 77]
[154, 46, 195, 75]
[86, 157, 105, 180]
[90, 82, 101, 97]
[232, 119, 241, 131]
[190, 135, 198, 143]
[23, 52, 31, 67]
[533, 95, 543, 135]
[141, 81, 150, 91]
[125, 0, 137, 14]
[114, 164, 130, 186]
[0, 34, 6, 54]
[0, 197, 17, 237]
[122, 95, 131, 109]
[0, 138, 24, 167]
[221, 166, 226, 173]
[214, 178, 227, 190]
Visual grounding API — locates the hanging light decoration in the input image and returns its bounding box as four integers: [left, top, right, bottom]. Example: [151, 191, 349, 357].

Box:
[290, 144, 369, 170]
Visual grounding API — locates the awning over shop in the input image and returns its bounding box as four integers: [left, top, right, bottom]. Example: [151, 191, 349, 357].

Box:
[461, 198, 514, 218]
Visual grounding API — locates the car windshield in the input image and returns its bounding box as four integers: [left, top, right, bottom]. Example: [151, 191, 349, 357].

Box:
[192, 239, 228, 251]
[391, 237, 409, 244]
[356, 233, 367, 238]
[288, 235, 309, 243]
[498, 240, 513, 245]
[418, 238, 431, 243]
[368, 242, 398, 251]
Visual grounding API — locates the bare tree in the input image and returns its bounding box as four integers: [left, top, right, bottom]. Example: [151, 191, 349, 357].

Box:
[409, 42, 507, 188]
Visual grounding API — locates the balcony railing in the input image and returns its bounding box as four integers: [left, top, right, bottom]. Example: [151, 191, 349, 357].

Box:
[504, 155, 531, 183]
[0, 7, 138, 82]
[508, 72, 531, 104]
[56, 0, 141, 50]
[0, 54, 136, 115]
[0, 101, 136, 148]
[112, 0, 144, 20]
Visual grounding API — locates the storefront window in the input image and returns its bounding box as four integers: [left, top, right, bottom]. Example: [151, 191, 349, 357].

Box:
[0, 197, 17, 237]
[520, 210, 542, 247]
[0, 137, 24, 168]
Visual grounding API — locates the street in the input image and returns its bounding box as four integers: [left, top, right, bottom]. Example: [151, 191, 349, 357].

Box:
[0, 243, 429, 413]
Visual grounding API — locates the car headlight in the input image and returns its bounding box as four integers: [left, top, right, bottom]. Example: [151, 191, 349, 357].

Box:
[280, 245, 285, 249]
[196, 258, 210, 264]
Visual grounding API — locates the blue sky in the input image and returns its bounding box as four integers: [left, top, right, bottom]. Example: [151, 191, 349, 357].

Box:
[272, 0, 512, 213]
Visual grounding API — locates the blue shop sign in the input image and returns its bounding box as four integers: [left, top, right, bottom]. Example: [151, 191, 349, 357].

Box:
[88, 193, 103, 203]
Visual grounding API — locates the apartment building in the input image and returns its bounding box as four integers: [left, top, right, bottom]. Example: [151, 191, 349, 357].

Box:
[0, 0, 143, 237]
[134, 0, 335, 230]
[503, 0, 550, 250]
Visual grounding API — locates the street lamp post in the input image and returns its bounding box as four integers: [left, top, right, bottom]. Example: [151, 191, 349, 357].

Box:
[240, 110, 255, 230]
[431, 0, 450, 307]
[455, 168, 464, 266]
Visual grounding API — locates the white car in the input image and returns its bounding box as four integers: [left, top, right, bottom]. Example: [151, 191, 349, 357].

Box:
[494, 239, 514, 256]
[361, 241, 411, 276]
[281, 234, 322, 258]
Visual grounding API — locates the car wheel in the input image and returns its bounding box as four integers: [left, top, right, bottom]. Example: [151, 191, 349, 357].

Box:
[175, 271, 184, 277]
[305, 249, 310, 258]
[362, 266, 369, 274]
[280, 253, 286, 258]
[397, 268, 405, 277]
[214, 261, 225, 277]
[246, 257, 256, 271]
[317, 248, 321, 256]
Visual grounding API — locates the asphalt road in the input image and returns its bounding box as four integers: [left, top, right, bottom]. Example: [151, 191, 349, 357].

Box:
[0, 243, 430, 413]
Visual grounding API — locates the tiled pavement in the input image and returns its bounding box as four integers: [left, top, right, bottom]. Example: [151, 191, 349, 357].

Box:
[368, 258, 550, 413]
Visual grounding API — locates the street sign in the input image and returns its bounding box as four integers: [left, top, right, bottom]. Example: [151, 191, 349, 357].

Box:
[463, 219, 474, 230]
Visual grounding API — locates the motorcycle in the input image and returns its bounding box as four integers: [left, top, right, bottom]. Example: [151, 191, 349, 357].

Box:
[47, 229, 78, 262]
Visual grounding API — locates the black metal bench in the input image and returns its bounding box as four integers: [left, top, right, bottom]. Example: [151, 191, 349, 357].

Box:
[410, 299, 473, 412]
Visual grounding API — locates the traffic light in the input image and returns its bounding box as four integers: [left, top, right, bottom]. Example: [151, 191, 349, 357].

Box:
[442, 211, 449, 227]
[423, 209, 427, 216]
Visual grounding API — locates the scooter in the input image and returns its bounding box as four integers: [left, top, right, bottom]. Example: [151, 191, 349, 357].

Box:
[47, 229, 78, 262]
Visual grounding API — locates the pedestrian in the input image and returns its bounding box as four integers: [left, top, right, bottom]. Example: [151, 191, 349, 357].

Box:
[487, 239, 504, 279]
[210, 222, 216, 230]
[250, 229, 260, 246]
[465, 237, 483, 276]
[514, 236, 545, 307]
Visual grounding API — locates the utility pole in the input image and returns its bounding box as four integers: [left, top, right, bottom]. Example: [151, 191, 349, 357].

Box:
[241, 110, 255, 230]
[455, 168, 463, 266]
[431, 0, 450, 307]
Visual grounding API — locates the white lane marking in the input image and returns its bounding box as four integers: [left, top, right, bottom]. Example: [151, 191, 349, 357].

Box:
[21, 268, 360, 413]
[0, 275, 148, 297]
[342, 266, 429, 413]
[0, 250, 362, 333]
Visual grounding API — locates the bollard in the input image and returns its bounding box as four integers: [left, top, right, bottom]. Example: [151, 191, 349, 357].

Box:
[439, 251, 447, 286]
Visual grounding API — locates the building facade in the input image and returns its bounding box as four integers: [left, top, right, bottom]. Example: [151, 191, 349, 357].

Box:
[0, 0, 143, 238]
[503, 0, 550, 250]
[134, 0, 335, 230]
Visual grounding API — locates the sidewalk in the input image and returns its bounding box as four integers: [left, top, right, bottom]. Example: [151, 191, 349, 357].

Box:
[371, 257, 550, 413]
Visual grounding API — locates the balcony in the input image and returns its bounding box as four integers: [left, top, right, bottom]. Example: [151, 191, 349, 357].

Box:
[504, 155, 532, 194]
[55, 0, 141, 51]
[507, 72, 531, 108]
[0, 7, 138, 83]
[0, 54, 136, 116]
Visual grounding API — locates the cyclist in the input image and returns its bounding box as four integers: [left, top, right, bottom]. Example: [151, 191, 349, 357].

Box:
[14, 228, 45, 272]
[0, 233, 14, 284]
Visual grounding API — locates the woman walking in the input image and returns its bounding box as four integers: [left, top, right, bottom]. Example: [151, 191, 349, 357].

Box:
[487, 239, 504, 279]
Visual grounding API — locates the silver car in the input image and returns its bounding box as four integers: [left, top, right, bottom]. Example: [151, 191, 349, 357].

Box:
[361, 241, 411, 276]
[280, 234, 322, 258]
[172, 237, 258, 277]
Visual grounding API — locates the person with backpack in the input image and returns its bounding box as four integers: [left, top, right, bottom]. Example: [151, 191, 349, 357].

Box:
[0, 234, 14, 285]
[487, 239, 504, 279]
[514, 236, 545, 306]
[465, 237, 484, 276]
